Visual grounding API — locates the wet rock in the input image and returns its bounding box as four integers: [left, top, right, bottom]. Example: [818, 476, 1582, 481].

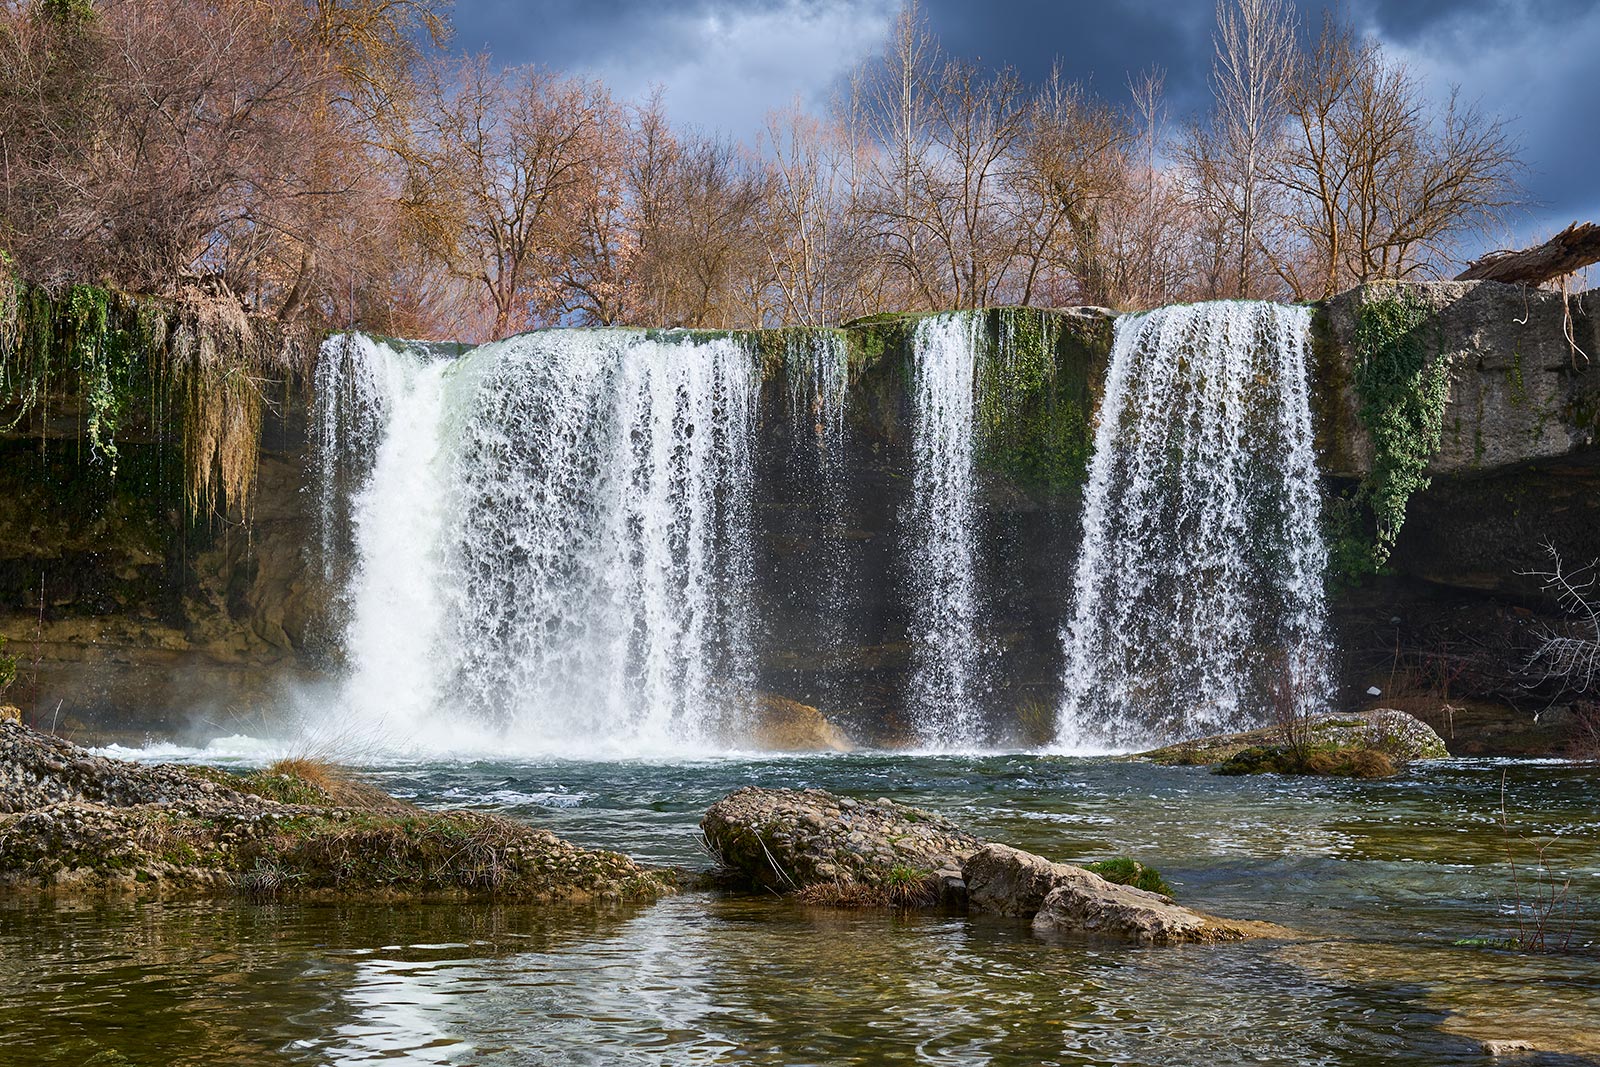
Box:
[1479, 1039, 1537, 1057]
[703, 789, 1278, 945]
[1031, 872, 1276, 945]
[965, 842, 1279, 944]
[964, 843, 1076, 917]
[749, 694, 853, 752]
[701, 786, 980, 892]
[1137, 708, 1448, 768]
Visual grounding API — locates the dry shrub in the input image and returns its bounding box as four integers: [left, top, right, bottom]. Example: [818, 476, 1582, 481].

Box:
[1567, 701, 1600, 762]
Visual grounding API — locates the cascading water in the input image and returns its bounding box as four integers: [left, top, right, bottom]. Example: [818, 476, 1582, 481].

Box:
[782, 331, 853, 710]
[1057, 301, 1331, 751]
[317, 329, 759, 755]
[904, 312, 987, 748]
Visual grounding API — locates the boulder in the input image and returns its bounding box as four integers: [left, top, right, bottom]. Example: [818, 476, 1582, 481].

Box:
[701, 786, 980, 892]
[749, 694, 853, 752]
[1138, 708, 1448, 767]
[964, 841, 1281, 945]
[964, 843, 1078, 917]
[1031, 871, 1274, 945]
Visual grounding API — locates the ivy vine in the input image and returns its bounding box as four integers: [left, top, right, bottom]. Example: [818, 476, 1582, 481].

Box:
[1339, 286, 1451, 576]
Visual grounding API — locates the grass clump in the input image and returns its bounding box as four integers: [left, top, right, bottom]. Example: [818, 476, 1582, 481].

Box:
[794, 866, 941, 909]
[248, 757, 410, 812]
[1083, 857, 1173, 897]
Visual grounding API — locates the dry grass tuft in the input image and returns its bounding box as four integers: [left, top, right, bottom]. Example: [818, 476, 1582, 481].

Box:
[794, 868, 941, 909]
[255, 757, 412, 811]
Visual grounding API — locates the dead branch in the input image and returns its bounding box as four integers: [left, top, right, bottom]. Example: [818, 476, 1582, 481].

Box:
[1456, 221, 1600, 286]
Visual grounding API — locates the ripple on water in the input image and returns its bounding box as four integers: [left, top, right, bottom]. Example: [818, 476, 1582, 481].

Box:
[3, 753, 1596, 1065]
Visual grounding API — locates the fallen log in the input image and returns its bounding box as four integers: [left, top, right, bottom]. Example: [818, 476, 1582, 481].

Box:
[1455, 221, 1600, 286]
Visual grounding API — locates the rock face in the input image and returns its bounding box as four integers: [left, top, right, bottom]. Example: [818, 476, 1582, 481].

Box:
[0, 721, 675, 901]
[702, 787, 981, 891]
[703, 788, 1279, 945]
[1320, 281, 1598, 479]
[4, 282, 1596, 754]
[1137, 708, 1449, 767]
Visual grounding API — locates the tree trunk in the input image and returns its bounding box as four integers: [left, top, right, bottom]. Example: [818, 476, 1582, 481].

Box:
[1455, 222, 1600, 287]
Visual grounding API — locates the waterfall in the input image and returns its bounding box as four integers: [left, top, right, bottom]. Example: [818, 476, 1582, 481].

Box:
[316, 329, 759, 755]
[905, 313, 986, 748]
[785, 330, 849, 460]
[782, 331, 854, 711]
[1057, 301, 1331, 751]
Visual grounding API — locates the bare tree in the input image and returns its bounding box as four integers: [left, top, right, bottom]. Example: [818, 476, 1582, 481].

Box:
[1523, 544, 1600, 694]
[406, 56, 613, 337]
[921, 58, 1030, 308]
[1189, 0, 1296, 298]
[1272, 12, 1520, 296]
[761, 103, 865, 326]
[859, 0, 941, 309]
[1009, 65, 1130, 306]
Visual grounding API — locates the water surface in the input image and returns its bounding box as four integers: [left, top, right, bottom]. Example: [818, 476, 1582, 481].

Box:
[3, 755, 1597, 1065]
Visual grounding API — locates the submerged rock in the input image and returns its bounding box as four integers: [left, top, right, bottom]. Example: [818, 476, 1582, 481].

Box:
[0, 721, 676, 902]
[1137, 708, 1449, 769]
[703, 788, 1282, 945]
[701, 786, 980, 892]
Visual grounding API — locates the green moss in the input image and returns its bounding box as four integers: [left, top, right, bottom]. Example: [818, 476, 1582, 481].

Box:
[1332, 286, 1451, 580]
[975, 307, 1107, 497]
[1212, 744, 1398, 778]
[1083, 857, 1173, 897]
[1506, 348, 1527, 407]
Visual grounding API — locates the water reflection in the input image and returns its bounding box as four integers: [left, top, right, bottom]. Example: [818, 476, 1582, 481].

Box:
[2, 756, 1597, 1066]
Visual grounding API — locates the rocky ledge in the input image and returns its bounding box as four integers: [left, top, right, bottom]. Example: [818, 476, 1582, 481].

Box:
[1136, 708, 1449, 775]
[701, 786, 1283, 946]
[0, 721, 676, 902]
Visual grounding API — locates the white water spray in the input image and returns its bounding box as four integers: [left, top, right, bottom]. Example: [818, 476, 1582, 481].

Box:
[1057, 301, 1331, 750]
[317, 330, 759, 755]
[905, 313, 986, 748]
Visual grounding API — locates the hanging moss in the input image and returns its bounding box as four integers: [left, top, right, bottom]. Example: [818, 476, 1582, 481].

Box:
[0, 276, 302, 524]
[1335, 286, 1451, 578]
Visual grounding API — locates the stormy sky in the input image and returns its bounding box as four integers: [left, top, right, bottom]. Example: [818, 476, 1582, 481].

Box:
[450, 0, 1600, 249]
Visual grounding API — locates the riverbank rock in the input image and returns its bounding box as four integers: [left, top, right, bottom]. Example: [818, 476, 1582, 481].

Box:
[1137, 708, 1449, 768]
[964, 843, 1277, 945]
[702, 788, 1281, 945]
[750, 694, 853, 752]
[0, 721, 676, 902]
[701, 786, 980, 892]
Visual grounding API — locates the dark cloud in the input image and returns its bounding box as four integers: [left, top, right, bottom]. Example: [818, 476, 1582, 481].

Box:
[452, 0, 1598, 243]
